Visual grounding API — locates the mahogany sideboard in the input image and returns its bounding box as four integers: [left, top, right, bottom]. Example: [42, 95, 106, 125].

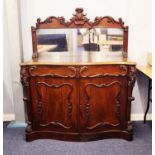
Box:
[20, 8, 136, 141]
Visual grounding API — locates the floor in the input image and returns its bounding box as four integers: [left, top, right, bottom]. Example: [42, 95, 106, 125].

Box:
[3, 121, 152, 155]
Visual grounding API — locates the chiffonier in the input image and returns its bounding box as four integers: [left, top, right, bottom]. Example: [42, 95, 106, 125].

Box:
[20, 8, 136, 141]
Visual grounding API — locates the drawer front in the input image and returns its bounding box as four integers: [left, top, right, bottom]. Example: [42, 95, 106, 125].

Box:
[28, 65, 77, 78]
[28, 65, 128, 78]
[79, 65, 128, 78]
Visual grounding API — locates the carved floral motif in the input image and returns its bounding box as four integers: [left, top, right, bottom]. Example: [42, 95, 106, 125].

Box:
[69, 8, 90, 26]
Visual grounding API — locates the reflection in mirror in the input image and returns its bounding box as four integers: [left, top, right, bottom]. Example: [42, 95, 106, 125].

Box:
[36, 28, 124, 53]
[37, 29, 74, 52]
[77, 28, 124, 52]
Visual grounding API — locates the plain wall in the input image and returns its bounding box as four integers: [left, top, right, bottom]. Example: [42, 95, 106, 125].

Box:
[4, 0, 152, 122]
[3, 0, 25, 122]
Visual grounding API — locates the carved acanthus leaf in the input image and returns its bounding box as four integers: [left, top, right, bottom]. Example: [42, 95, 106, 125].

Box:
[69, 8, 90, 26]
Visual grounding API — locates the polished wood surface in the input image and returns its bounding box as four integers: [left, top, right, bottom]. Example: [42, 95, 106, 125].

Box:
[20, 64, 136, 141]
[20, 51, 136, 66]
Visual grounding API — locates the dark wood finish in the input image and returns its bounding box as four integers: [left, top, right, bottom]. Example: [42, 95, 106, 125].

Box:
[20, 8, 136, 142]
[21, 64, 136, 141]
[31, 8, 128, 59]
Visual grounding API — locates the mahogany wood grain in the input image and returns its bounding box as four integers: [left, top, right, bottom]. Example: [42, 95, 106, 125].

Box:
[20, 64, 136, 141]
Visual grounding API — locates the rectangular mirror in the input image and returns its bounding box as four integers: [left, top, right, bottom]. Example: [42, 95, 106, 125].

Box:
[36, 28, 124, 53]
[77, 28, 123, 52]
[37, 29, 74, 52]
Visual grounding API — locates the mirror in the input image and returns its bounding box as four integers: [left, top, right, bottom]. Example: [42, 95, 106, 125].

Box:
[36, 28, 124, 53]
[37, 29, 74, 52]
[77, 28, 123, 52]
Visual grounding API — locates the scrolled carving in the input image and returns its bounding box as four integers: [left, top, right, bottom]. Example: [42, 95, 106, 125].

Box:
[84, 81, 122, 129]
[20, 67, 32, 133]
[36, 82, 73, 129]
[36, 16, 67, 28]
[20, 67, 30, 86]
[93, 16, 124, 28]
[120, 65, 128, 73]
[29, 66, 77, 78]
[128, 66, 136, 87]
[69, 8, 90, 26]
[86, 122, 119, 130]
[40, 122, 71, 129]
[127, 65, 136, 125]
[34, 8, 126, 29]
[79, 66, 126, 78]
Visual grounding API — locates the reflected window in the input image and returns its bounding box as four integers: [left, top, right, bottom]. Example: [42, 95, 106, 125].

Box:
[77, 28, 123, 52]
[77, 28, 100, 51]
[37, 34, 68, 52]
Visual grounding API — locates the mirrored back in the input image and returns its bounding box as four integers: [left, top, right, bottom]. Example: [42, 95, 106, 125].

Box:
[36, 28, 124, 53]
[31, 8, 128, 59]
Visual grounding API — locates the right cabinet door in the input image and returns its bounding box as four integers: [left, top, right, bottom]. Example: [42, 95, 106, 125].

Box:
[79, 77, 128, 133]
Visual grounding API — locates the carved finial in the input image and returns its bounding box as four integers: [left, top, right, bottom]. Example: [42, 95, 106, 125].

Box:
[37, 18, 41, 24]
[75, 8, 84, 14]
[70, 8, 89, 26]
[118, 18, 124, 25]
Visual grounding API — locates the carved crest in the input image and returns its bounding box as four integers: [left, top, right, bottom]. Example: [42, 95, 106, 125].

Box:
[34, 8, 126, 29]
[69, 8, 90, 26]
[31, 8, 128, 59]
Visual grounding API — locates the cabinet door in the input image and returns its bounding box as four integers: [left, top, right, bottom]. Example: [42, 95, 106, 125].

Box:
[30, 77, 78, 132]
[79, 77, 127, 132]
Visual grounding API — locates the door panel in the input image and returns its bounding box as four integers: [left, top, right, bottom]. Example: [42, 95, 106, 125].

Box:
[79, 77, 127, 132]
[30, 77, 78, 132]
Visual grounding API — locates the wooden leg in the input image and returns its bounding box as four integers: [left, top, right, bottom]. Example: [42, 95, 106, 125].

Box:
[144, 79, 152, 123]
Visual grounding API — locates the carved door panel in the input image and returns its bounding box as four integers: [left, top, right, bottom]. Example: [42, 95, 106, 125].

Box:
[79, 77, 127, 132]
[30, 77, 78, 132]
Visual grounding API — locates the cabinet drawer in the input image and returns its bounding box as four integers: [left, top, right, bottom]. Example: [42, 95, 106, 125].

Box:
[79, 65, 128, 78]
[28, 65, 77, 78]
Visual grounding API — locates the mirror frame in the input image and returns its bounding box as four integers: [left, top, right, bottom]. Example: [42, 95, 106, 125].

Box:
[31, 8, 128, 59]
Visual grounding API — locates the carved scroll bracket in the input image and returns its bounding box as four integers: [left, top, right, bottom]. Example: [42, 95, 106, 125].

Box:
[126, 66, 136, 128]
[127, 66, 136, 105]
[128, 66, 136, 87]
[20, 67, 32, 133]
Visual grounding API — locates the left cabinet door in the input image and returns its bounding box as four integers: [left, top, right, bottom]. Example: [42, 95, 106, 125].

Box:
[30, 77, 78, 133]
[27, 66, 78, 132]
